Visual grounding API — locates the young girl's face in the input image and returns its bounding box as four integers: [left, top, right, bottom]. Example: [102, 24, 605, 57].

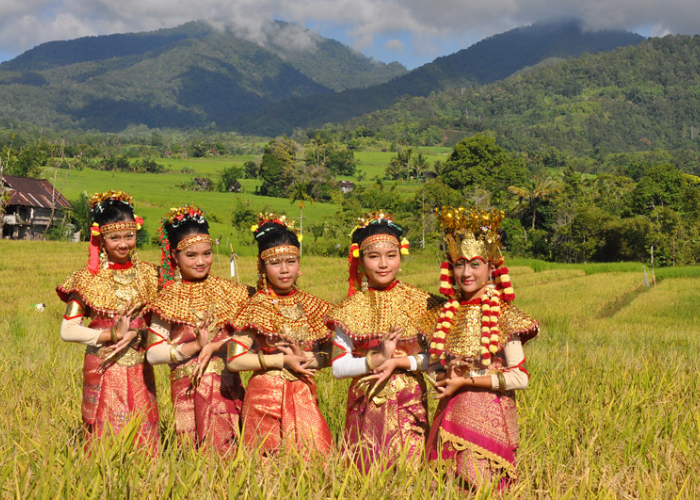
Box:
[264, 254, 300, 295]
[101, 229, 136, 264]
[173, 242, 213, 281]
[361, 244, 401, 290]
[452, 258, 492, 301]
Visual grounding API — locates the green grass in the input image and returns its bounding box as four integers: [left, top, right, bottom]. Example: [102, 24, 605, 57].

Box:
[44, 148, 448, 251]
[1, 242, 698, 498]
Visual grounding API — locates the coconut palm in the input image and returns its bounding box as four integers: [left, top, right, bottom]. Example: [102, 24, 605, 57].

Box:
[508, 176, 562, 229]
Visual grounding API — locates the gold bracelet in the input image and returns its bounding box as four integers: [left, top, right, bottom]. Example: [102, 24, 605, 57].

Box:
[366, 351, 377, 371]
[412, 354, 422, 372]
[257, 350, 268, 370]
[110, 324, 118, 344]
[170, 345, 178, 363]
[497, 372, 507, 393]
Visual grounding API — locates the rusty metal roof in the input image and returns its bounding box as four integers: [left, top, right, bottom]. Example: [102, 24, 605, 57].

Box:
[2, 174, 71, 209]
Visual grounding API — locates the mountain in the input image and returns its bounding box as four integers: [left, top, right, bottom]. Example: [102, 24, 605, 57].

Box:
[0, 19, 642, 134]
[0, 21, 406, 131]
[343, 34, 700, 158]
[232, 20, 645, 135]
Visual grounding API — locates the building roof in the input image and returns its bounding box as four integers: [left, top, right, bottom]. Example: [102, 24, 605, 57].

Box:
[2, 174, 71, 209]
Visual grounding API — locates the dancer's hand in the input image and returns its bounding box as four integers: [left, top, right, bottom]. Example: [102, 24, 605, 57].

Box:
[378, 325, 403, 363]
[283, 354, 314, 377]
[367, 357, 402, 387]
[111, 302, 140, 340]
[191, 342, 218, 383]
[434, 372, 468, 399]
[194, 309, 216, 350]
[275, 340, 304, 357]
[108, 329, 139, 357]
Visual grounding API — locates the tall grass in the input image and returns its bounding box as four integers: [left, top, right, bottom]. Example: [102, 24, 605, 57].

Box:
[1, 241, 698, 498]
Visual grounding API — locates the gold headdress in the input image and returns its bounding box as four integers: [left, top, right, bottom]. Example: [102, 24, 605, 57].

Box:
[346, 211, 409, 296]
[89, 190, 134, 211]
[158, 205, 209, 286]
[252, 212, 302, 290]
[87, 190, 141, 275]
[436, 206, 504, 263]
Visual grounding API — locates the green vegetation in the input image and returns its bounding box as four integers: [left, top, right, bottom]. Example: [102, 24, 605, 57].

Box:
[344, 35, 700, 159]
[3, 129, 699, 266]
[0, 242, 698, 497]
[0, 20, 405, 132]
[233, 20, 643, 136]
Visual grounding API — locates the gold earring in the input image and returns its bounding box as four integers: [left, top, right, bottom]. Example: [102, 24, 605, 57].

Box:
[361, 274, 369, 292]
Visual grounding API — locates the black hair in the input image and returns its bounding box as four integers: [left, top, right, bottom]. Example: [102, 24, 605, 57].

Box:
[164, 217, 210, 251]
[254, 222, 299, 255]
[351, 219, 404, 249]
[91, 199, 135, 226]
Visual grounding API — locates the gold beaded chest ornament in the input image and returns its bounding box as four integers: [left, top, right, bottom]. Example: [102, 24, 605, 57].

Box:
[87, 190, 143, 275]
[429, 207, 515, 367]
[251, 212, 302, 291]
[346, 211, 410, 296]
[158, 205, 210, 287]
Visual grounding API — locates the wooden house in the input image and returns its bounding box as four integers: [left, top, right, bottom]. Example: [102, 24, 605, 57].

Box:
[1, 174, 71, 240]
[338, 180, 355, 193]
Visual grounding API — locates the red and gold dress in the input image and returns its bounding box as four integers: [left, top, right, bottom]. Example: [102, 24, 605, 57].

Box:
[145, 276, 251, 453]
[56, 260, 160, 447]
[327, 280, 442, 471]
[425, 289, 538, 489]
[227, 288, 333, 456]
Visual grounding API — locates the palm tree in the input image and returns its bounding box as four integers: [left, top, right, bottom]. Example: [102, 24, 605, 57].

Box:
[508, 176, 562, 229]
[411, 152, 428, 180]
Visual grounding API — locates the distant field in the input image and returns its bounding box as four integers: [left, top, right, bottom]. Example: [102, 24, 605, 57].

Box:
[44, 147, 448, 250]
[1, 241, 698, 497]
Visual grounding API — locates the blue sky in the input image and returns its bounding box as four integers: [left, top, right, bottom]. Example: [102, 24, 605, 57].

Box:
[0, 1, 692, 70]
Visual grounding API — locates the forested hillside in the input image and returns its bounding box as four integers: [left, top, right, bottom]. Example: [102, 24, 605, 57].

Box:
[0, 20, 640, 134]
[0, 21, 405, 131]
[340, 35, 700, 161]
[233, 20, 643, 135]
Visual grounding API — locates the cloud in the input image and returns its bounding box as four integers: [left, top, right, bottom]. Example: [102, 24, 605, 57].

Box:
[1, 0, 700, 65]
[385, 39, 405, 52]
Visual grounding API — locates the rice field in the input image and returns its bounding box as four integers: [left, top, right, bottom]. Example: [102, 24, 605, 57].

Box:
[1, 241, 698, 498]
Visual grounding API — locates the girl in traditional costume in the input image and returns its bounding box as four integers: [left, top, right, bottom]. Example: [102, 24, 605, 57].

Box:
[56, 190, 160, 448]
[145, 205, 250, 453]
[426, 207, 539, 491]
[226, 214, 333, 456]
[327, 212, 442, 471]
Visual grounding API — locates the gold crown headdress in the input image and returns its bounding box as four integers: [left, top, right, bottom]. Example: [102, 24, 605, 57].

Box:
[436, 206, 504, 263]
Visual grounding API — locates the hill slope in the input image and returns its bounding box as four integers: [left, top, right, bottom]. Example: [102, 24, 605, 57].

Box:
[233, 20, 644, 135]
[340, 34, 700, 157]
[0, 21, 406, 131]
